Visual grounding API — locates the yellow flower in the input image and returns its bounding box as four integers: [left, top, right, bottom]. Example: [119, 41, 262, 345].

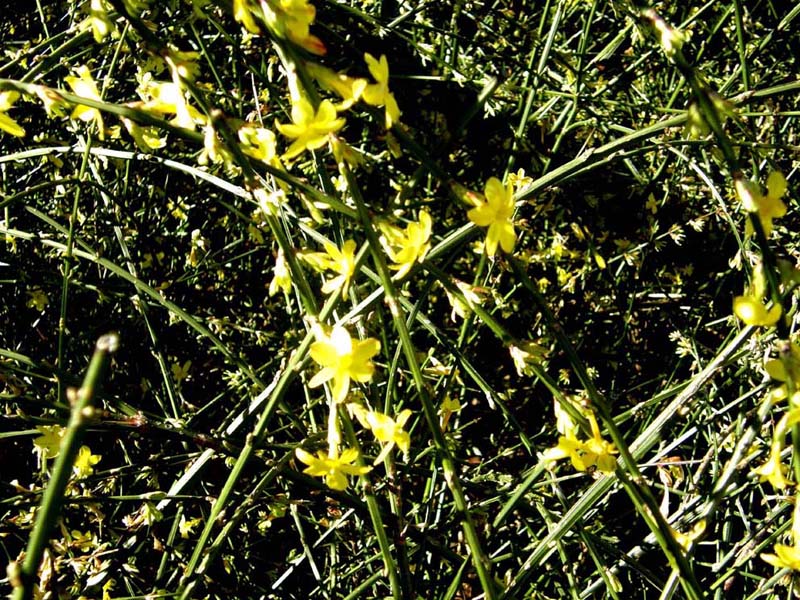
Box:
[65, 66, 105, 139]
[295, 447, 371, 491]
[439, 396, 462, 431]
[765, 343, 800, 391]
[331, 137, 365, 168]
[362, 53, 401, 129]
[69, 529, 97, 552]
[582, 436, 618, 473]
[165, 48, 201, 83]
[300, 239, 357, 297]
[26, 288, 49, 311]
[762, 543, 800, 570]
[542, 410, 617, 473]
[269, 250, 292, 297]
[443, 280, 485, 321]
[238, 125, 278, 164]
[542, 434, 586, 470]
[671, 520, 706, 552]
[33, 425, 66, 459]
[509, 341, 548, 377]
[73, 445, 102, 479]
[352, 406, 413, 463]
[379, 210, 432, 279]
[733, 294, 781, 327]
[34, 85, 70, 118]
[89, 0, 116, 42]
[307, 63, 367, 110]
[171, 360, 191, 383]
[198, 124, 234, 169]
[0, 91, 25, 137]
[102, 579, 116, 600]
[276, 98, 344, 160]
[508, 168, 533, 191]
[753, 443, 790, 490]
[684, 92, 734, 139]
[233, 0, 260, 33]
[121, 118, 166, 151]
[138, 78, 203, 130]
[178, 515, 203, 539]
[467, 177, 517, 257]
[585, 412, 618, 472]
[308, 325, 380, 403]
[736, 171, 788, 237]
[262, 0, 326, 55]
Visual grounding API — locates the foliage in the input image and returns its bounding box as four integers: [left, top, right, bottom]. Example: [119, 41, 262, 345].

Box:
[2, 0, 800, 598]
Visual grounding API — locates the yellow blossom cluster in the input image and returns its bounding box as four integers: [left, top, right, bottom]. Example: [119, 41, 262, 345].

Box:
[294, 323, 416, 491]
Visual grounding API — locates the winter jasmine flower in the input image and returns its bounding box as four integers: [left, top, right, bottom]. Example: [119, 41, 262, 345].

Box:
[308, 325, 380, 403]
[362, 53, 401, 129]
[275, 98, 344, 160]
[295, 446, 371, 491]
[467, 177, 517, 257]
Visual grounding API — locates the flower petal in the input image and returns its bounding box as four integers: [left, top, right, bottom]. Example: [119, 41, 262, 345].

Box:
[767, 171, 787, 200]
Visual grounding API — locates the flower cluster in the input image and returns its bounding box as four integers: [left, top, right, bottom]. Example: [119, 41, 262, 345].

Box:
[295, 323, 416, 491]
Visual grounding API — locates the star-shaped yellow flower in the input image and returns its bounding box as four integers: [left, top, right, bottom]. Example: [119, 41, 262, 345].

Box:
[73, 445, 102, 479]
[308, 325, 380, 403]
[295, 446, 371, 491]
[736, 171, 788, 238]
[467, 177, 517, 257]
[300, 239, 357, 297]
[238, 124, 280, 169]
[762, 543, 800, 570]
[352, 405, 413, 463]
[138, 78, 203, 131]
[33, 425, 66, 460]
[379, 210, 432, 280]
[275, 98, 344, 159]
[362, 53, 401, 129]
[753, 443, 790, 490]
[671, 520, 706, 552]
[542, 410, 617, 473]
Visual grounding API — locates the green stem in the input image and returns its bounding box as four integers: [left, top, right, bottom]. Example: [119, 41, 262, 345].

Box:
[508, 258, 703, 600]
[12, 334, 118, 600]
[55, 139, 92, 405]
[340, 411, 405, 600]
[340, 163, 498, 599]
